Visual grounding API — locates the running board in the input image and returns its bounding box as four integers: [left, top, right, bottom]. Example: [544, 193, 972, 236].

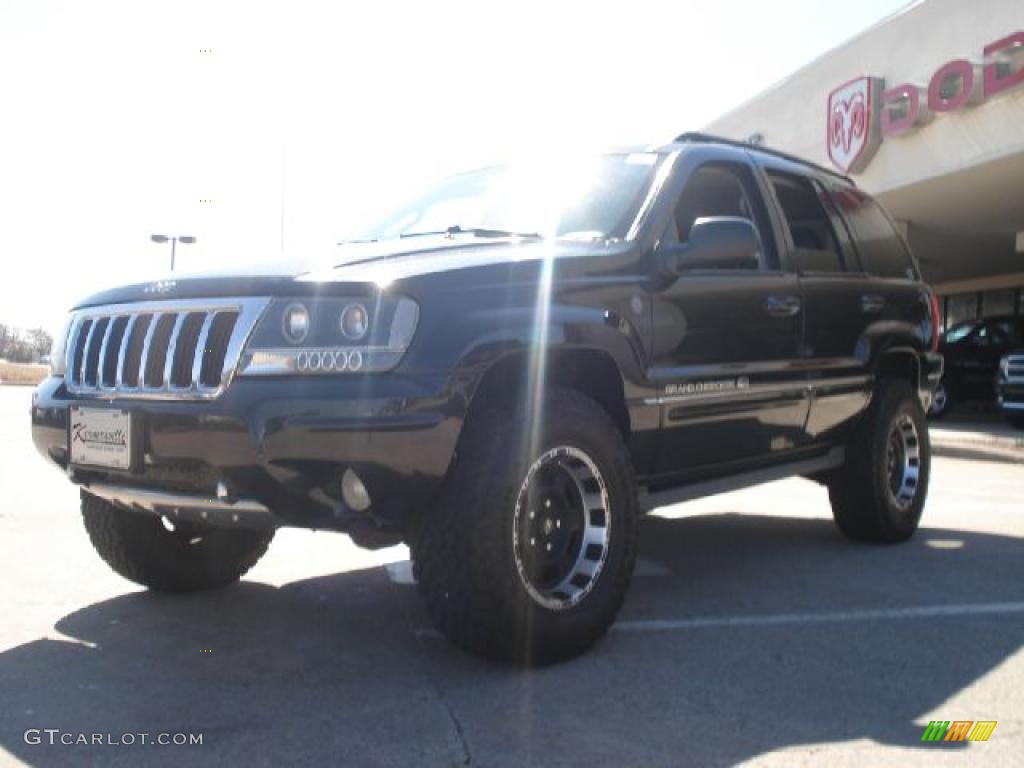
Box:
[638, 446, 845, 512]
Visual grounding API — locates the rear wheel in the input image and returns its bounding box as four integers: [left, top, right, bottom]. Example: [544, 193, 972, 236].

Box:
[412, 388, 638, 664]
[81, 492, 274, 591]
[828, 380, 930, 543]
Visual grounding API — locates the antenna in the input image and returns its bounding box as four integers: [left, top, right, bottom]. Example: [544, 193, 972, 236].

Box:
[280, 144, 287, 258]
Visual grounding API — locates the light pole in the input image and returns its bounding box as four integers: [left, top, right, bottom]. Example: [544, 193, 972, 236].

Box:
[150, 234, 196, 271]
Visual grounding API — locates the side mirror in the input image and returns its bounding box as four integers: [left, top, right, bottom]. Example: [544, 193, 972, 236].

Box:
[658, 217, 761, 274]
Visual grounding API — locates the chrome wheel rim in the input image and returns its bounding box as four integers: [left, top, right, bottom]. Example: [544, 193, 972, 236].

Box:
[886, 414, 921, 510]
[512, 446, 611, 611]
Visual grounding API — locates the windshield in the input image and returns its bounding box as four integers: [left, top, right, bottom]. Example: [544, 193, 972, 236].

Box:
[348, 152, 665, 243]
[943, 321, 979, 344]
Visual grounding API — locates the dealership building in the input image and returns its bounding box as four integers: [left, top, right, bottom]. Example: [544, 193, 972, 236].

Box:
[705, 0, 1024, 330]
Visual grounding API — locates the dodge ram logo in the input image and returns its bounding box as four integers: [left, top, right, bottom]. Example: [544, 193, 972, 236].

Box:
[826, 76, 883, 174]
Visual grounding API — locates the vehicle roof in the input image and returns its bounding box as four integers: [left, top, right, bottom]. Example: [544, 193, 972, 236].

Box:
[661, 132, 855, 187]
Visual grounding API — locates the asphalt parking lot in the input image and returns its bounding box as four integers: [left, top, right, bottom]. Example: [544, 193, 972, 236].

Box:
[1, 386, 1022, 767]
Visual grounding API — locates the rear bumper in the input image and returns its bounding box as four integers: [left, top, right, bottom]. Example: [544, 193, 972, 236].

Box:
[30, 373, 465, 532]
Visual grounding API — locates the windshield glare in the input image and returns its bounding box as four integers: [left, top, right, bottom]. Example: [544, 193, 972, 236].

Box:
[943, 321, 979, 343]
[350, 153, 664, 243]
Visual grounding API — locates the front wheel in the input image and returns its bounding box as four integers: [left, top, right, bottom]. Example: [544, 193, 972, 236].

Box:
[412, 388, 639, 664]
[828, 380, 931, 543]
[81, 493, 274, 591]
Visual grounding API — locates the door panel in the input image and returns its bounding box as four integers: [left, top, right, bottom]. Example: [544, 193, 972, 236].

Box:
[649, 157, 810, 477]
[650, 271, 808, 475]
[798, 275, 872, 440]
[759, 167, 875, 443]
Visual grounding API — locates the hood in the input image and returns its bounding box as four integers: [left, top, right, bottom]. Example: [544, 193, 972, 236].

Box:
[304, 236, 597, 284]
[74, 236, 624, 307]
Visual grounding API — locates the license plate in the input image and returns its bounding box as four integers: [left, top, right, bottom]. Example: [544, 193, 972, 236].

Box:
[69, 407, 133, 470]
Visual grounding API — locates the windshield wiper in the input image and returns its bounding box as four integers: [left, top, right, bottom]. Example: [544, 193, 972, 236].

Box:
[399, 225, 543, 240]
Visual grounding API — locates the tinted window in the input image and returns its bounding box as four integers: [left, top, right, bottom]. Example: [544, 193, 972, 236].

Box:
[767, 172, 844, 273]
[831, 188, 915, 279]
[975, 319, 1023, 348]
[943, 321, 978, 343]
[667, 162, 772, 268]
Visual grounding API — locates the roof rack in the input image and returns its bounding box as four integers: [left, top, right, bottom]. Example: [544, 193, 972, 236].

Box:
[673, 132, 854, 185]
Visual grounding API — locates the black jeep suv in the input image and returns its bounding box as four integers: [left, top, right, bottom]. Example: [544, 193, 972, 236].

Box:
[31, 133, 943, 663]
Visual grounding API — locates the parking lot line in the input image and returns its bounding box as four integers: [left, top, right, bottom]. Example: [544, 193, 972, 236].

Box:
[411, 603, 1024, 641]
[613, 601, 1024, 632]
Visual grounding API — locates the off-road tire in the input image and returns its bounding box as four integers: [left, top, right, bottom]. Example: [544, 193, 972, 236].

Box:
[412, 388, 639, 665]
[828, 379, 930, 543]
[81, 492, 274, 591]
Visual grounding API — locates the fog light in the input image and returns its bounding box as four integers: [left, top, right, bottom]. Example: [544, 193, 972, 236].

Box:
[341, 468, 371, 512]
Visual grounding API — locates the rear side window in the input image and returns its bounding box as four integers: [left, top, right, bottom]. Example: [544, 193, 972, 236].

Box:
[766, 172, 844, 273]
[830, 188, 916, 279]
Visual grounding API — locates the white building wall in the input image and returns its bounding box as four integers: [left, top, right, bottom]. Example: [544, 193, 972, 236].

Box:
[705, 0, 1024, 196]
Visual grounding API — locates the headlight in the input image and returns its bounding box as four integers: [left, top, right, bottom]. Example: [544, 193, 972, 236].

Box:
[282, 303, 310, 344]
[49, 315, 73, 377]
[999, 356, 1010, 380]
[340, 303, 369, 340]
[238, 296, 419, 376]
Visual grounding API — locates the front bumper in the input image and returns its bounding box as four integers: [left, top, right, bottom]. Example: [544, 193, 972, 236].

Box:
[31, 373, 465, 533]
[996, 381, 1024, 411]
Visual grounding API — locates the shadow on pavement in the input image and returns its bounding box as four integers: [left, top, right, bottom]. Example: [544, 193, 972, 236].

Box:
[1, 513, 1021, 766]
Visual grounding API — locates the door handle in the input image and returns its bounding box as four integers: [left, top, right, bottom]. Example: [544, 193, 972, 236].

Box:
[861, 294, 886, 313]
[763, 295, 801, 318]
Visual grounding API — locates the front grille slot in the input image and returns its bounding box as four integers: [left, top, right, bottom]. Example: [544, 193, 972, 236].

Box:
[100, 316, 130, 387]
[200, 312, 239, 387]
[170, 313, 206, 388]
[1007, 356, 1024, 382]
[143, 314, 177, 387]
[64, 298, 268, 400]
[121, 314, 152, 388]
[82, 317, 109, 387]
[69, 318, 93, 387]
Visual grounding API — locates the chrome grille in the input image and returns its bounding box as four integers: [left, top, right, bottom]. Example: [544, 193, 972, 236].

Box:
[1007, 355, 1024, 383]
[65, 298, 269, 399]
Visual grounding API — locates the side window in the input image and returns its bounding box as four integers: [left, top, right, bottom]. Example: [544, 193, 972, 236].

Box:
[831, 188, 916, 279]
[975, 320, 1021, 348]
[667, 162, 774, 268]
[767, 171, 845, 273]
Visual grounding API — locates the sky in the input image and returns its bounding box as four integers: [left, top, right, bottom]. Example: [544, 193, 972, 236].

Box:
[0, 0, 912, 334]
